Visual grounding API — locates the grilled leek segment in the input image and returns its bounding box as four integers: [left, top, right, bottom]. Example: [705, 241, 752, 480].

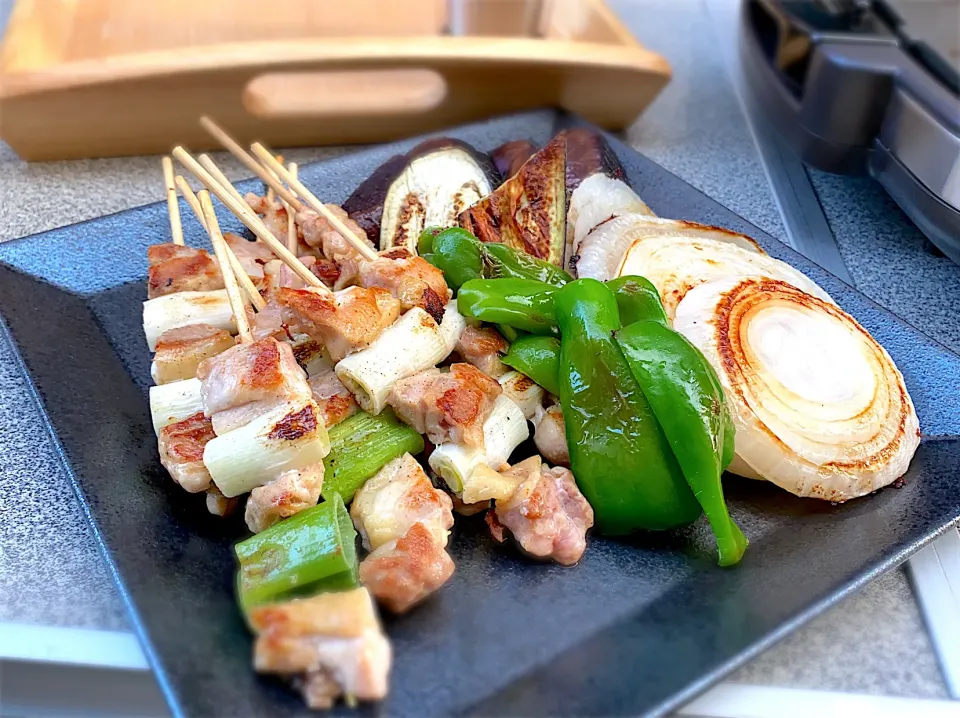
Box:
[143, 290, 236, 350]
[204, 400, 331, 498]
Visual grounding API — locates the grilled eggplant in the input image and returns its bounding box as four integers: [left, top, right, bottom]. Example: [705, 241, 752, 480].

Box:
[379, 139, 498, 253]
[563, 127, 628, 192]
[459, 134, 566, 266]
[342, 153, 408, 244]
[491, 140, 538, 179]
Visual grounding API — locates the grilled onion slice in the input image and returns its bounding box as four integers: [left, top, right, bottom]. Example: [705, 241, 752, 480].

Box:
[576, 214, 765, 283]
[673, 277, 920, 502]
[617, 234, 830, 321]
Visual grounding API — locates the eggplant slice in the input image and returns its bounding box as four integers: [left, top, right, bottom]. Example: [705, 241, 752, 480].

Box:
[491, 140, 538, 179]
[564, 127, 628, 194]
[378, 138, 498, 253]
[562, 127, 657, 270]
[342, 153, 408, 244]
[459, 134, 566, 266]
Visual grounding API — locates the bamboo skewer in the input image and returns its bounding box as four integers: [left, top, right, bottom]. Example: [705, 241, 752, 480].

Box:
[200, 190, 253, 344]
[198, 154, 247, 206]
[173, 146, 329, 293]
[176, 175, 266, 312]
[174, 175, 206, 230]
[284, 162, 299, 255]
[265, 154, 282, 205]
[251, 144, 379, 263]
[161, 156, 184, 246]
[199, 116, 302, 211]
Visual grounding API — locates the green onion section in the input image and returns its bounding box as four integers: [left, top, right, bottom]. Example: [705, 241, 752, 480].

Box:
[321, 409, 425, 502]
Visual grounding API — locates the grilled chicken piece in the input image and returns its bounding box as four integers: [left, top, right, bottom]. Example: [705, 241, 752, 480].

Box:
[359, 522, 456, 614]
[147, 243, 223, 299]
[454, 325, 509, 378]
[197, 337, 311, 421]
[158, 411, 215, 493]
[309, 367, 358, 428]
[488, 457, 593, 566]
[351, 454, 453, 551]
[272, 286, 401, 362]
[244, 463, 325, 533]
[224, 232, 275, 289]
[533, 404, 570, 467]
[250, 588, 391, 709]
[244, 195, 316, 257]
[151, 324, 234, 385]
[350, 454, 455, 613]
[262, 257, 318, 296]
[358, 248, 450, 323]
[297, 205, 376, 290]
[245, 193, 290, 242]
[388, 364, 502, 448]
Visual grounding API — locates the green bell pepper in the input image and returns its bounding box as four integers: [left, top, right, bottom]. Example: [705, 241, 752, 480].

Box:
[417, 226, 445, 255]
[554, 278, 701, 534]
[235, 493, 358, 615]
[457, 278, 559, 335]
[606, 275, 669, 326]
[429, 227, 484, 292]
[616, 321, 746, 566]
[501, 335, 562, 397]
[481, 242, 572, 286]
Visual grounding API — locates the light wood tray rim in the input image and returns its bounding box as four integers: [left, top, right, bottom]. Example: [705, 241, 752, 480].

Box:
[0, 36, 671, 98]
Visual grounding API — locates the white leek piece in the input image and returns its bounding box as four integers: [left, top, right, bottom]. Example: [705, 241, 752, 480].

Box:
[291, 334, 333, 377]
[576, 213, 766, 283]
[204, 400, 331, 498]
[429, 394, 528, 493]
[674, 276, 920, 502]
[150, 378, 203, 435]
[498, 371, 544, 420]
[143, 290, 235, 351]
[617, 234, 833, 321]
[336, 303, 464, 415]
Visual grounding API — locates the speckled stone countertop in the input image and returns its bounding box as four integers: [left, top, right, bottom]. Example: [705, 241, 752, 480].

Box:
[0, 0, 953, 705]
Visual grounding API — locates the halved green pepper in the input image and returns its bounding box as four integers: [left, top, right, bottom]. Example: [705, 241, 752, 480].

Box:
[501, 335, 562, 396]
[607, 275, 668, 326]
[457, 278, 559, 335]
[417, 226, 445, 255]
[616, 321, 746, 566]
[555, 278, 701, 534]
[481, 243, 571, 286]
[429, 228, 484, 292]
[235, 493, 358, 615]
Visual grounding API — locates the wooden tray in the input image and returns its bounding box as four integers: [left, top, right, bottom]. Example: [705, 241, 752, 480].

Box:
[0, 0, 670, 161]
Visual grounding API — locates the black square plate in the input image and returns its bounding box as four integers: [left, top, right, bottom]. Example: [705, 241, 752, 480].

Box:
[2, 111, 959, 718]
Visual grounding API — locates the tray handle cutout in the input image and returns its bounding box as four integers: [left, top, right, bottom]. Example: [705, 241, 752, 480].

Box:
[243, 69, 448, 119]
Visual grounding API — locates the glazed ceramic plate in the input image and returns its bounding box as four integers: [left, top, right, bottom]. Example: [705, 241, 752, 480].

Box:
[1, 111, 959, 718]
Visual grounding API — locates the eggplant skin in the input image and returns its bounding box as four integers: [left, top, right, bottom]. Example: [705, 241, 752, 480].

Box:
[459, 134, 566, 265]
[345, 138, 499, 245]
[491, 140, 538, 179]
[563, 127, 627, 195]
[343, 153, 407, 243]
